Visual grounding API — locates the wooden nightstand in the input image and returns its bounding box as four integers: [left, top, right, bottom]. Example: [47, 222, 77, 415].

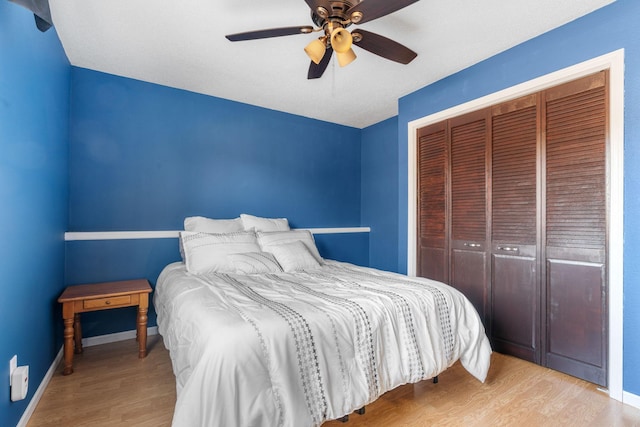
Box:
[57, 279, 152, 375]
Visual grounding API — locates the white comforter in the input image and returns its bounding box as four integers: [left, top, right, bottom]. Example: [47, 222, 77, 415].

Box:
[154, 261, 491, 426]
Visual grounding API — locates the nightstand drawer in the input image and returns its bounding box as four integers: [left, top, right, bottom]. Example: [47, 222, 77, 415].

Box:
[84, 295, 131, 309]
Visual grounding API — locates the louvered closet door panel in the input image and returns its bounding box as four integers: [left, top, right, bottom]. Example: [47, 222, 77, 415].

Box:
[544, 71, 607, 386]
[450, 110, 489, 322]
[417, 122, 448, 282]
[490, 94, 539, 362]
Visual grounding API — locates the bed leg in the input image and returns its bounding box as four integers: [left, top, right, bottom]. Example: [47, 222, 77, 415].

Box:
[338, 415, 349, 422]
[355, 407, 365, 415]
[433, 375, 439, 384]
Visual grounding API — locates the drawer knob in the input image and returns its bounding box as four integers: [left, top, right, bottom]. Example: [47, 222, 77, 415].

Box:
[105, 300, 111, 305]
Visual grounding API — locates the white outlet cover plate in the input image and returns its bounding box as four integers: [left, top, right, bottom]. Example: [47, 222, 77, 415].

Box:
[9, 355, 17, 386]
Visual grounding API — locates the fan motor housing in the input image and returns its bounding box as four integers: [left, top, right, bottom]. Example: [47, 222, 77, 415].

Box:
[310, 0, 360, 28]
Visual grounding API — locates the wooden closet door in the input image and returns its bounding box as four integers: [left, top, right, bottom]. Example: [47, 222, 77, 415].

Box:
[417, 122, 448, 283]
[490, 95, 539, 362]
[543, 71, 608, 386]
[449, 110, 490, 322]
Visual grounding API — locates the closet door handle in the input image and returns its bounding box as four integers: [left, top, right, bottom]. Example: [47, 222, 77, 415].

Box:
[497, 246, 519, 252]
[463, 243, 481, 248]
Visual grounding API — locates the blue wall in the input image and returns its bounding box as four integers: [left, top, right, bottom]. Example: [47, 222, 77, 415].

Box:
[66, 68, 366, 336]
[0, 3, 70, 425]
[68, 68, 362, 231]
[396, 0, 640, 396]
[361, 117, 399, 272]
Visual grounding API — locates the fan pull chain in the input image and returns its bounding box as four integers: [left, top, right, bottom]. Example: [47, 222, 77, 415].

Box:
[331, 58, 336, 97]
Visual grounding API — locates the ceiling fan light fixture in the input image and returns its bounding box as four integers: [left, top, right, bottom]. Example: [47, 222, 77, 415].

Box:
[226, 0, 420, 79]
[330, 27, 353, 53]
[304, 37, 327, 64]
[336, 48, 356, 67]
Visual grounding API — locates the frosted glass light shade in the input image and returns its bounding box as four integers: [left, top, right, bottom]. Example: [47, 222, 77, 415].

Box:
[304, 38, 326, 64]
[330, 27, 352, 53]
[337, 48, 356, 67]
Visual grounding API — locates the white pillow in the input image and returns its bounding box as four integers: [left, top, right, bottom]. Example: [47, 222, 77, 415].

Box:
[266, 241, 321, 272]
[184, 216, 243, 233]
[257, 230, 323, 264]
[227, 252, 283, 274]
[180, 231, 260, 273]
[240, 213, 290, 232]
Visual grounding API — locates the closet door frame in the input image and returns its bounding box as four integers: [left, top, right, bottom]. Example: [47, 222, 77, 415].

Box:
[406, 49, 624, 401]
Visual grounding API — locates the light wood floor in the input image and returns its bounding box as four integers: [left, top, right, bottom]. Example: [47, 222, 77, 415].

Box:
[28, 335, 640, 426]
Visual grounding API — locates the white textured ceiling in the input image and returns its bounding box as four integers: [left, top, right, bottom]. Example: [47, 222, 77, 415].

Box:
[49, 0, 614, 128]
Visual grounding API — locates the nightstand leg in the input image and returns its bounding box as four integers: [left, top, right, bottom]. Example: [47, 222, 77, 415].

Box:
[74, 313, 83, 354]
[137, 305, 148, 358]
[62, 316, 74, 375]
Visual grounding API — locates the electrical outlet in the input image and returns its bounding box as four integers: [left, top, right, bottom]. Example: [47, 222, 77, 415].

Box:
[9, 355, 17, 386]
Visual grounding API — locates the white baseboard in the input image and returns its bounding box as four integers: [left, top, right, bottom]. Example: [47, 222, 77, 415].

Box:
[16, 347, 63, 427]
[16, 327, 159, 427]
[81, 326, 158, 348]
[624, 390, 640, 410]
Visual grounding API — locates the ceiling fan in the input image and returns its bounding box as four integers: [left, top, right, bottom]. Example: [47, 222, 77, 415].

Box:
[225, 0, 420, 79]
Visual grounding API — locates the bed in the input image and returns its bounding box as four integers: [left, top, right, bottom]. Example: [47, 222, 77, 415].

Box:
[154, 216, 491, 426]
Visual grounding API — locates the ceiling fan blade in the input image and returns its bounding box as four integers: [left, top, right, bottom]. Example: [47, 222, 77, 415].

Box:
[226, 26, 314, 42]
[308, 47, 333, 79]
[353, 29, 417, 64]
[346, 0, 420, 25]
[9, 0, 53, 31]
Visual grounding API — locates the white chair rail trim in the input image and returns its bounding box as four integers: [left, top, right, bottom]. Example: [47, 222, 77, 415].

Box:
[64, 227, 371, 241]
